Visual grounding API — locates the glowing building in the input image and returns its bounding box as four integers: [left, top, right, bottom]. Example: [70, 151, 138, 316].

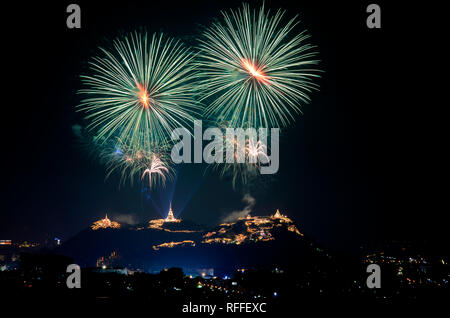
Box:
[273, 209, 282, 218]
[165, 203, 180, 223]
[91, 214, 121, 230]
[201, 209, 303, 244]
[148, 202, 181, 229]
[271, 209, 294, 223]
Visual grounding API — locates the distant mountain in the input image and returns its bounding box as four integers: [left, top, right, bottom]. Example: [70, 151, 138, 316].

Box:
[57, 211, 333, 276]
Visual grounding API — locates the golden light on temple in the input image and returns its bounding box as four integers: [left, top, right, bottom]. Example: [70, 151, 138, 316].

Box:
[152, 240, 195, 250]
[271, 209, 294, 223]
[241, 59, 268, 83]
[137, 83, 150, 109]
[147, 202, 182, 229]
[91, 214, 121, 230]
[201, 209, 303, 245]
[165, 203, 180, 223]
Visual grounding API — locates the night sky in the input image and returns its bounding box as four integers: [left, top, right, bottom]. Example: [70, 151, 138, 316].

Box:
[0, 1, 445, 253]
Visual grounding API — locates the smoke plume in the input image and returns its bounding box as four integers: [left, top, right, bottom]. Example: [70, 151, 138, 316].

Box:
[221, 194, 255, 223]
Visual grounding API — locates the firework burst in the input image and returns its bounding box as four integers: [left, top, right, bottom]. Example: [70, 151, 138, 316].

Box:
[217, 142, 271, 189]
[196, 4, 321, 128]
[78, 32, 200, 150]
[141, 154, 170, 187]
[208, 123, 272, 189]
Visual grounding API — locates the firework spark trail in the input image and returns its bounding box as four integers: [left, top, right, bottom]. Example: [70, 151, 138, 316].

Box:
[97, 137, 173, 188]
[206, 123, 272, 188]
[141, 154, 170, 187]
[246, 139, 270, 166]
[196, 4, 321, 129]
[76, 32, 199, 188]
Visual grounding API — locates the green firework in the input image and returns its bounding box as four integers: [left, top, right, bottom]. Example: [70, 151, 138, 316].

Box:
[196, 4, 321, 128]
[99, 137, 174, 188]
[78, 32, 200, 150]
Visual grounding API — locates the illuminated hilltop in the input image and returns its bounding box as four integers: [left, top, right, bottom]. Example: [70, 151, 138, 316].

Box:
[202, 209, 303, 245]
[61, 208, 315, 271]
[91, 214, 121, 230]
[165, 203, 180, 223]
[146, 208, 303, 248]
[88, 208, 303, 251]
[89, 209, 302, 245]
[148, 203, 183, 230]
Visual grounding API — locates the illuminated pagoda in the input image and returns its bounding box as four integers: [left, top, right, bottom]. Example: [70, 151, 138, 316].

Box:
[165, 203, 180, 223]
[271, 208, 296, 224]
[91, 214, 121, 230]
[273, 209, 282, 218]
[148, 203, 181, 229]
[271, 209, 292, 221]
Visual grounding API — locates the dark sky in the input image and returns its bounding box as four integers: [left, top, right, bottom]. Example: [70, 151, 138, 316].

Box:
[0, 1, 445, 253]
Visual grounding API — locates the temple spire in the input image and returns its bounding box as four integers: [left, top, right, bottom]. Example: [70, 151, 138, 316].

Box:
[91, 213, 120, 230]
[165, 202, 176, 222]
[273, 209, 282, 218]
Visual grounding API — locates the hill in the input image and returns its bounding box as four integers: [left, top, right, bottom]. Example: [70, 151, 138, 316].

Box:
[57, 211, 333, 276]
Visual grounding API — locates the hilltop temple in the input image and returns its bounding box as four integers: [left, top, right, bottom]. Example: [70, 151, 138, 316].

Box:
[148, 203, 181, 229]
[273, 209, 282, 218]
[91, 214, 121, 230]
[271, 209, 293, 222]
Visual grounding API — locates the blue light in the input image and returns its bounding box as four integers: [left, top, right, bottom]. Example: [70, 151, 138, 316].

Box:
[114, 147, 123, 156]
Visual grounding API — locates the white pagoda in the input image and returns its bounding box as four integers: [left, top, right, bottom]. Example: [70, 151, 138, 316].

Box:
[91, 214, 121, 230]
